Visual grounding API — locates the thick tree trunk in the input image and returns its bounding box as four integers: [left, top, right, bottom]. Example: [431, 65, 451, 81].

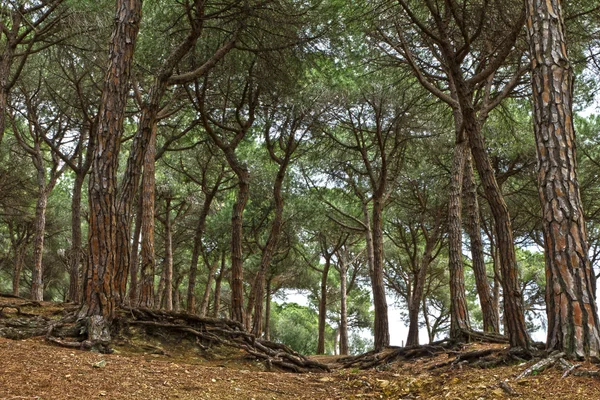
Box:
[527, 0, 600, 358]
[68, 172, 85, 303]
[463, 150, 498, 333]
[83, 0, 142, 343]
[448, 138, 471, 339]
[139, 125, 157, 308]
[371, 198, 390, 350]
[31, 188, 48, 301]
[128, 193, 143, 305]
[338, 260, 349, 356]
[317, 256, 331, 355]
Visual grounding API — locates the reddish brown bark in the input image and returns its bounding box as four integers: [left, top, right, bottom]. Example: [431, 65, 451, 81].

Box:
[526, 0, 600, 358]
[138, 124, 157, 308]
[463, 150, 499, 333]
[83, 0, 142, 340]
[448, 138, 471, 339]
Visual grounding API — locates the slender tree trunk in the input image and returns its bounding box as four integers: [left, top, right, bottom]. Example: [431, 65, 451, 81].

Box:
[0, 88, 7, 148]
[317, 256, 331, 355]
[163, 198, 173, 311]
[31, 188, 48, 301]
[128, 193, 143, 305]
[230, 168, 250, 323]
[211, 252, 226, 318]
[407, 230, 438, 346]
[448, 138, 471, 339]
[371, 198, 390, 350]
[68, 172, 85, 303]
[199, 259, 218, 316]
[264, 276, 272, 340]
[83, 0, 142, 343]
[139, 124, 157, 308]
[463, 150, 498, 333]
[338, 260, 349, 356]
[187, 187, 218, 313]
[463, 114, 529, 348]
[12, 245, 26, 297]
[527, 0, 600, 358]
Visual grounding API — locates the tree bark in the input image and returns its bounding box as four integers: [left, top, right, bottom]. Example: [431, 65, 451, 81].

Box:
[463, 150, 499, 333]
[448, 138, 471, 339]
[31, 188, 49, 301]
[317, 255, 332, 355]
[211, 251, 226, 318]
[338, 258, 349, 356]
[68, 172, 85, 303]
[163, 197, 173, 311]
[138, 124, 157, 308]
[128, 192, 143, 305]
[371, 198, 390, 350]
[12, 244, 26, 297]
[83, 0, 142, 342]
[264, 276, 272, 340]
[230, 166, 250, 323]
[526, 0, 600, 358]
[187, 180, 220, 313]
[199, 259, 218, 316]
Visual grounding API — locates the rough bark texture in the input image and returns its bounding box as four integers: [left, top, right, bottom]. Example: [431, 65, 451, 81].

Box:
[338, 258, 349, 355]
[31, 189, 48, 302]
[448, 138, 471, 339]
[230, 168, 249, 323]
[83, 0, 142, 340]
[162, 198, 173, 311]
[128, 193, 143, 305]
[138, 124, 157, 308]
[68, 173, 85, 303]
[211, 253, 225, 318]
[199, 259, 218, 317]
[463, 150, 498, 333]
[317, 255, 332, 355]
[371, 199, 390, 350]
[526, 0, 600, 358]
[187, 176, 221, 313]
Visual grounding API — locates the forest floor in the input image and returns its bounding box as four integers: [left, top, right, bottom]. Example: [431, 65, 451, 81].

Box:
[2, 298, 600, 399]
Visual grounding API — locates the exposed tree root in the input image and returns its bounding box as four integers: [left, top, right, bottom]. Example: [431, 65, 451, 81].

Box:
[118, 307, 330, 373]
[339, 339, 460, 370]
[0, 302, 330, 373]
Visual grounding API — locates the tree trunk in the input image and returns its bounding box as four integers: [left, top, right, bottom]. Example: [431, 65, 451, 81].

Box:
[0, 88, 7, 147]
[31, 188, 48, 302]
[128, 193, 143, 305]
[463, 150, 498, 333]
[163, 198, 173, 311]
[12, 245, 26, 297]
[139, 124, 157, 308]
[526, 0, 600, 358]
[371, 198, 390, 350]
[83, 0, 142, 343]
[249, 164, 287, 336]
[230, 167, 250, 324]
[447, 137, 471, 339]
[68, 172, 85, 303]
[338, 259, 349, 356]
[264, 276, 272, 340]
[211, 251, 226, 318]
[199, 259, 218, 316]
[317, 256, 331, 355]
[463, 113, 529, 348]
[186, 186, 218, 313]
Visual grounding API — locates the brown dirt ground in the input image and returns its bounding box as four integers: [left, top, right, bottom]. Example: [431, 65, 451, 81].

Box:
[2, 299, 600, 399]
